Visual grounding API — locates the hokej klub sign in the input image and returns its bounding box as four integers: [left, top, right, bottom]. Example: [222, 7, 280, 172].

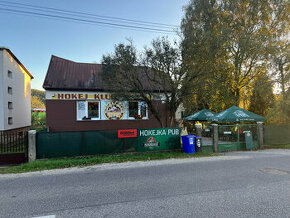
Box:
[46, 91, 166, 101]
[51, 93, 112, 100]
[138, 128, 181, 151]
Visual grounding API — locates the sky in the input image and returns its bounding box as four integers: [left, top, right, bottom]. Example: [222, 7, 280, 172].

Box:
[0, 0, 188, 90]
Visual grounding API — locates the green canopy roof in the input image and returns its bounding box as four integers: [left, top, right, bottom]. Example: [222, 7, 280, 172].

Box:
[184, 109, 216, 121]
[210, 106, 266, 122]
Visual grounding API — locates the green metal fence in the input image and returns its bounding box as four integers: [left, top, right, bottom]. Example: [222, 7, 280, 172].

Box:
[37, 128, 180, 159]
[264, 124, 290, 145]
[37, 123, 280, 158]
[37, 131, 138, 158]
[217, 124, 258, 152]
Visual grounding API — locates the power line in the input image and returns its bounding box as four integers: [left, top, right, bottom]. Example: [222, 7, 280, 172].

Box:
[0, 7, 177, 34]
[0, 1, 179, 29]
[0, 2, 174, 30]
[0, 10, 175, 35]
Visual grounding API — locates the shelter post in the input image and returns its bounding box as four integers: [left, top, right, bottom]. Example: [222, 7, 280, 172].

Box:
[237, 124, 240, 147]
[257, 122, 264, 148]
[195, 124, 202, 137]
[212, 123, 218, 152]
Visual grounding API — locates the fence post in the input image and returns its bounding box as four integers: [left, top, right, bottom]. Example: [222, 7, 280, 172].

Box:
[28, 130, 37, 162]
[257, 122, 264, 149]
[195, 124, 202, 137]
[212, 124, 218, 152]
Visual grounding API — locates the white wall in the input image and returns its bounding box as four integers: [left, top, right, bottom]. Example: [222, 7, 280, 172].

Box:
[0, 51, 4, 130]
[0, 49, 31, 131]
[175, 103, 185, 121]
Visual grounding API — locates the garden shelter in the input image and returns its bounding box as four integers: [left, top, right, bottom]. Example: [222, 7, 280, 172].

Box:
[210, 106, 266, 123]
[184, 109, 216, 121]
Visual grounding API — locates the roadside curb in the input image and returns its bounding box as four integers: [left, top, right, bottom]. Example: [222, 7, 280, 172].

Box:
[0, 154, 253, 180]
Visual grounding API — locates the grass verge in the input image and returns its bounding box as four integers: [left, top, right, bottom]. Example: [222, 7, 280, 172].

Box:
[263, 144, 290, 149]
[0, 151, 219, 174]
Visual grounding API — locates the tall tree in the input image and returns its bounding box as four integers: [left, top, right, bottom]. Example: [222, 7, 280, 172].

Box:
[31, 95, 45, 108]
[31, 89, 46, 107]
[181, 0, 290, 108]
[266, 89, 290, 124]
[270, 42, 290, 99]
[102, 38, 192, 127]
[248, 73, 274, 116]
[142, 38, 198, 126]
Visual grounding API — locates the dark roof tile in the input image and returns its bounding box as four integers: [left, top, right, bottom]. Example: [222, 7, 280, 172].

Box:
[43, 55, 164, 92]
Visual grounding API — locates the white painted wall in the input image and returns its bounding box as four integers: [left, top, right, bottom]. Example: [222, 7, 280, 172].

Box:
[0, 51, 4, 130]
[0, 49, 32, 131]
[175, 103, 185, 121]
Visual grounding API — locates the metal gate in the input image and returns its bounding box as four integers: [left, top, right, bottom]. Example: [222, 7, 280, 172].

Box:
[0, 131, 28, 165]
[218, 124, 258, 152]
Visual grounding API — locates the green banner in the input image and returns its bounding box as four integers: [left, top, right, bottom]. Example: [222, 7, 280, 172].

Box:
[137, 128, 181, 151]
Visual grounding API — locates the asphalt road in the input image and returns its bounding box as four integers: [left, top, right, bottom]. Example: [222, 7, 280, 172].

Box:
[1, 149, 290, 218]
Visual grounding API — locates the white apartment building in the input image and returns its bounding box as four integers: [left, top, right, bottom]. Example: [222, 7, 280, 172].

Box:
[0, 47, 33, 131]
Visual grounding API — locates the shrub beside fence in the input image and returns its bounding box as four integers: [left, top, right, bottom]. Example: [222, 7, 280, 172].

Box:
[264, 124, 290, 145]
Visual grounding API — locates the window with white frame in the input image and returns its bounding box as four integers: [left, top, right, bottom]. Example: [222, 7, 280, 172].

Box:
[128, 101, 148, 119]
[129, 102, 138, 118]
[76, 101, 100, 120]
[88, 102, 99, 119]
[140, 102, 148, 118]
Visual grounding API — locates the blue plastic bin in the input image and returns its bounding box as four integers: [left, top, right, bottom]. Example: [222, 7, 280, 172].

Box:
[182, 135, 196, 153]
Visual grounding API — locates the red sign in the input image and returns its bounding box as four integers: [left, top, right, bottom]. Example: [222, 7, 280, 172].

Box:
[118, 129, 137, 138]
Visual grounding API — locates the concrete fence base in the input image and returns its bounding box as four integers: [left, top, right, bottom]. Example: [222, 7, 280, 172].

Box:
[212, 124, 218, 152]
[28, 130, 36, 162]
[257, 122, 264, 148]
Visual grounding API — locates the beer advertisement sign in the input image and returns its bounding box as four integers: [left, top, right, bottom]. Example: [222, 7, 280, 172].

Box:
[138, 128, 180, 151]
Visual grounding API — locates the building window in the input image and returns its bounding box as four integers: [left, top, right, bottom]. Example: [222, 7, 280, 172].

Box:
[140, 102, 147, 118]
[129, 102, 138, 118]
[88, 102, 99, 119]
[128, 101, 148, 119]
[8, 102, 13, 109]
[76, 101, 100, 121]
[8, 87, 12, 94]
[8, 70, 12, 78]
[8, 117, 13, 125]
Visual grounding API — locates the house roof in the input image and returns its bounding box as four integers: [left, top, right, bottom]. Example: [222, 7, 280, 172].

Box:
[0, 47, 34, 79]
[43, 55, 165, 92]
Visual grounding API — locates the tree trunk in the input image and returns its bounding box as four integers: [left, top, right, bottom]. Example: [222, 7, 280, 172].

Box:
[279, 63, 286, 100]
[168, 109, 177, 127]
[146, 100, 164, 128]
[235, 88, 240, 107]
